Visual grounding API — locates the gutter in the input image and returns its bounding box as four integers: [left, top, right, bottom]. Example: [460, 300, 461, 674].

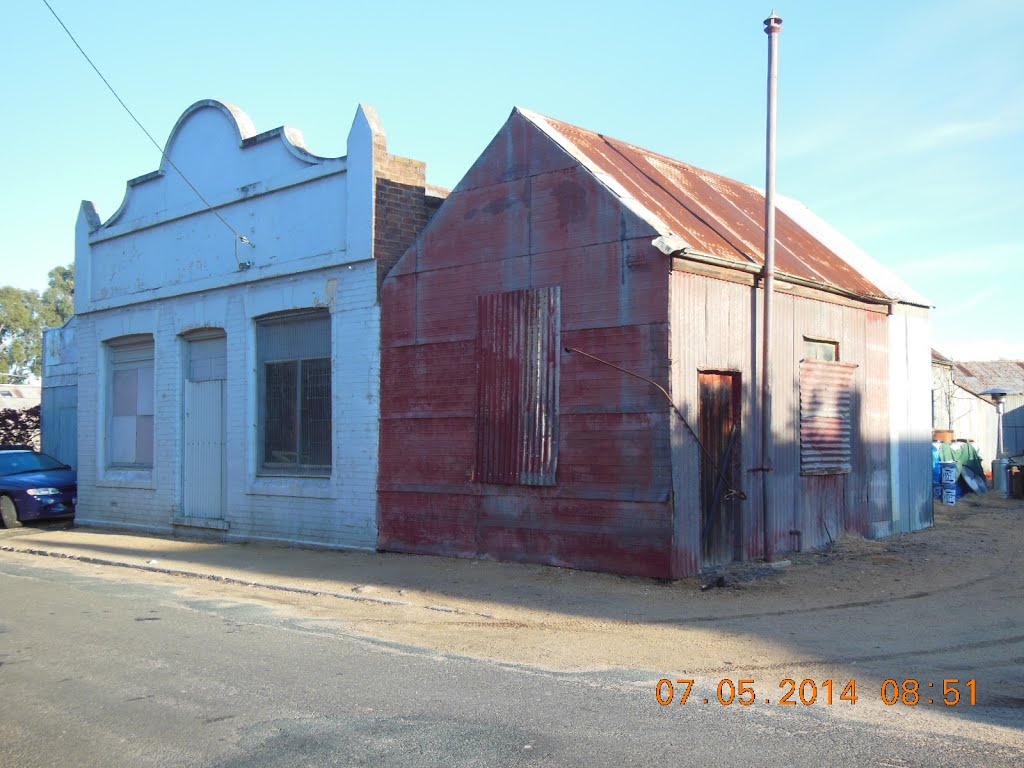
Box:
[652, 235, 895, 309]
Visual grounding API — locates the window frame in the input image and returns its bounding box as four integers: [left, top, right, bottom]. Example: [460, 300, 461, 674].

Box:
[105, 335, 155, 470]
[803, 337, 839, 363]
[255, 310, 332, 477]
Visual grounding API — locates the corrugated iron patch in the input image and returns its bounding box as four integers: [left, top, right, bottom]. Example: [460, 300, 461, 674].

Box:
[799, 360, 857, 475]
[476, 287, 561, 485]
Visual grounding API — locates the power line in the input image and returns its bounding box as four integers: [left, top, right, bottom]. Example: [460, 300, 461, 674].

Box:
[40, 0, 255, 262]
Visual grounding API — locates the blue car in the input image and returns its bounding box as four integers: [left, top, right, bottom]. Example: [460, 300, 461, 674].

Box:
[0, 446, 76, 528]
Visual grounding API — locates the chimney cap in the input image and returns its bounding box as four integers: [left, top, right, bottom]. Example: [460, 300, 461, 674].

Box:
[981, 387, 1018, 403]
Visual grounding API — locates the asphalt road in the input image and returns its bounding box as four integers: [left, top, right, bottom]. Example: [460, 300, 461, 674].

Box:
[1, 555, 1021, 767]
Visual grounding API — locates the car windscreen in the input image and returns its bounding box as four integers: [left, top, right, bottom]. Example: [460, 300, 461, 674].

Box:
[0, 451, 67, 476]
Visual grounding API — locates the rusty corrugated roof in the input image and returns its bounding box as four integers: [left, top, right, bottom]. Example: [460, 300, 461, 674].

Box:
[520, 109, 891, 301]
[952, 360, 1024, 397]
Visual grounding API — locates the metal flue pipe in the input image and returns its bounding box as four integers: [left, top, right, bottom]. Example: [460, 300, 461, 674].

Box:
[761, 10, 783, 563]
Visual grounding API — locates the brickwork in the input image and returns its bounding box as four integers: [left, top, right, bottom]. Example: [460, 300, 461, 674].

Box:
[374, 153, 447, 293]
[74, 264, 381, 549]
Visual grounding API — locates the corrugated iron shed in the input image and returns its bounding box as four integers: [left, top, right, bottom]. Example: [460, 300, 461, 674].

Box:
[380, 106, 932, 579]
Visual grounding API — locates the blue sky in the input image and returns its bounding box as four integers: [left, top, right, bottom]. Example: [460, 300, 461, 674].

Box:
[3, 0, 1021, 360]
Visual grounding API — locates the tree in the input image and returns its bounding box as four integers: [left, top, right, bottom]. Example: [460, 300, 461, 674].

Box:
[42, 264, 75, 322]
[0, 264, 74, 383]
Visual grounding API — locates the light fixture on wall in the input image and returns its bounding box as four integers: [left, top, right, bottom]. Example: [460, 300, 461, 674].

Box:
[235, 235, 255, 270]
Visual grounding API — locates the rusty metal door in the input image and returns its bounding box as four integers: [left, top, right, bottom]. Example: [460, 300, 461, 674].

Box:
[698, 372, 742, 566]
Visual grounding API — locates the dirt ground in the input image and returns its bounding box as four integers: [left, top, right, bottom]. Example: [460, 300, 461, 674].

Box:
[4, 493, 1023, 748]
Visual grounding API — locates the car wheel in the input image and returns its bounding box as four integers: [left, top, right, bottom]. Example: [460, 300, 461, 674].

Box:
[0, 495, 20, 528]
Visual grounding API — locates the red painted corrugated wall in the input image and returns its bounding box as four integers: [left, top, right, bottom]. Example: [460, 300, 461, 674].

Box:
[379, 111, 674, 578]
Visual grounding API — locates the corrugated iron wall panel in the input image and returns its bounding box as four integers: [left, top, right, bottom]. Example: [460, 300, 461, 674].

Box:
[888, 306, 932, 535]
[476, 287, 560, 486]
[1003, 394, 1024, 456]
[862, 310, 892, 536]
[40, 384, 77, 468]
[671, 270, 897, 571]
[669, 272, 758, 574]
[799, 360, 857, 475]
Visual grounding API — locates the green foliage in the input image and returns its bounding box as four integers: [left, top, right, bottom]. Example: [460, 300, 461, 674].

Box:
[42, 264, 75, 322]
[0, 264, 75, 383]
[0, 404, 41, 446]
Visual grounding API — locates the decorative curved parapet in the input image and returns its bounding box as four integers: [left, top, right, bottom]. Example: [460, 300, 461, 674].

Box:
[100, 99, 345, 234]
[168, 99, 258, 145]
[75, 99, 380, 312]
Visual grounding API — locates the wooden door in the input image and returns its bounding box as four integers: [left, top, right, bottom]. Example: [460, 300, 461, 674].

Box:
[699, 372, 742, 566]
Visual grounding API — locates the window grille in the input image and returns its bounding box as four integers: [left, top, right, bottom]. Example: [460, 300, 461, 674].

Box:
[256, 311, 331, 475]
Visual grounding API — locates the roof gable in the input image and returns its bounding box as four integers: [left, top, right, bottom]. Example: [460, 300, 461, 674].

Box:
[387, 108, 659, 279]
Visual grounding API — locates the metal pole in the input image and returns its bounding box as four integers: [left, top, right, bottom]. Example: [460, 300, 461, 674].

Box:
[996, 398, 1006, 457]
[761, 11, 783, 563]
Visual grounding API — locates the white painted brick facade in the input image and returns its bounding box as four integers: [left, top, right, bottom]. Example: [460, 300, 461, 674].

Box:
[69, 100, 388, 550]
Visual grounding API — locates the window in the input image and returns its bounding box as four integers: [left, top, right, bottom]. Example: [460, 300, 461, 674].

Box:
[803, 338, 839, 362]
[256, 310, 331, 475]
[476, 287, 560, 486]
[107, 336, 155, 468]
[799, 359, 857, 475]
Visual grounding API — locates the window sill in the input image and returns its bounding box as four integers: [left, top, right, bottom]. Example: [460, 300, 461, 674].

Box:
[171, 515, 230, 531]
[247, 476, 334, 500]
[97, 468, 155, 490]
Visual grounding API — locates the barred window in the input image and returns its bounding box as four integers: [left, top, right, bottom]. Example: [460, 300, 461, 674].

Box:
[107, 336, 155, 468]
[257, 310, 331, 475]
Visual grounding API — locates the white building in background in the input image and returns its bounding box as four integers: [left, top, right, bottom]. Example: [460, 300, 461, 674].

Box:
[930, 350, 999, 463]
[50, 99, 441, 547]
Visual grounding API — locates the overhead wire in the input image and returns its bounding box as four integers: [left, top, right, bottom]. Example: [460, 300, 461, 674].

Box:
[563, 346, 747, 502]
[39, 0, 255, 264]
